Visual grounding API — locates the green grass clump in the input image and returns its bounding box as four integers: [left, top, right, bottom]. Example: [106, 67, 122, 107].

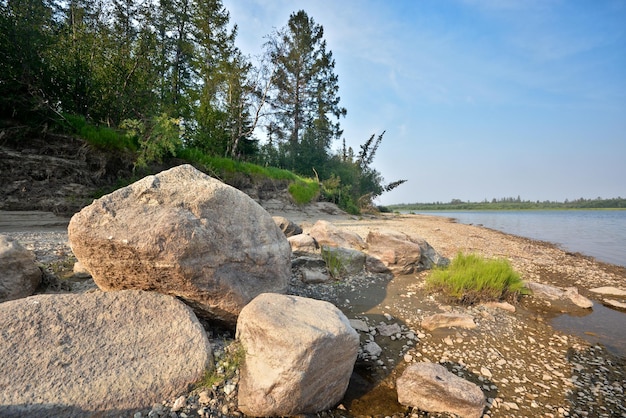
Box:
[288, 178, 320, 205]
[64, 114, 137, 151]
[426, 252, 526, 304]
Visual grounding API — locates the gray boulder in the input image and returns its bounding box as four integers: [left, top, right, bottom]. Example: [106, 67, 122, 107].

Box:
[0, 290, 212, 417]
[321, 245, 366, 277]
[68, 164, 291, 326]
[0, 234, 41, 302]
[236, 293, 359, 416]
[366, 230, 448, 275]
[397, 362, 486, 418]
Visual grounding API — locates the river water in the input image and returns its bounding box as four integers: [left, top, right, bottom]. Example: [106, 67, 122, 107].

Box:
[412, 210, 626, 268]
[412, 209, 626, 357]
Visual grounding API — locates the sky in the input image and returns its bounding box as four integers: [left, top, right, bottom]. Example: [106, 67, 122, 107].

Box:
[221, 0, 626, 205]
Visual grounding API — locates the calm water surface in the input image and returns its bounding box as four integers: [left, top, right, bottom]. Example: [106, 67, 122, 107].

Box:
[414, 210, 626, 267]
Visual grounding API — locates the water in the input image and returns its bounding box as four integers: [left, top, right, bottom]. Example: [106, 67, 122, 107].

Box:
[412, 209, 626, 357]
[412, 210, 626, 267]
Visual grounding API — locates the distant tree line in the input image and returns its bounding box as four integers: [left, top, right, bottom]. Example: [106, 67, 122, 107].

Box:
[390, 197, 626, 211]
[0, 0, 405, 212]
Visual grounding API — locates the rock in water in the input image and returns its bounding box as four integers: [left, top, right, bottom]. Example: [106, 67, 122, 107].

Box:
[0, 290, 212, 417]
[397, 362, 486, 418]
[68, 164, 291, 326]
[236, 293, 359, 416]
[0, 234, 41, 302]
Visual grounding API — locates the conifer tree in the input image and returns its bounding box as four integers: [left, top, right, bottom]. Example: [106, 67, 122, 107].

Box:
[264, 10, 346, 174]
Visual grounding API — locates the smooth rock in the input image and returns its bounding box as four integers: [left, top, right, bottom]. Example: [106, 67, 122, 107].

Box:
[421, 313, 477, 331]
[483, 301, 516, 312]
[365, 229, 448, 275]
[349, 319, 370, 333]
[397, 362, 486, 418]
[564, 287, 593, 309]
[0, 290, 212, 417]
[589, 286, 626, 297]
[68, 165, 291, 327]
[307, 220, 367, 250]
[300, 269, 330, 284]
[0, 234, 42, 302]
[604, 299, 626, 309]
[236, 293, 359, 417]
[288, 234, 318, 253]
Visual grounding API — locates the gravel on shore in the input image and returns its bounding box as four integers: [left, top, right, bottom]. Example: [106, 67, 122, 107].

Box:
[2, 210, 625, 418]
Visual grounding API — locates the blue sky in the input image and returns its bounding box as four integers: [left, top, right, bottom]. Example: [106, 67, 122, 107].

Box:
[222, 0, 626, 204]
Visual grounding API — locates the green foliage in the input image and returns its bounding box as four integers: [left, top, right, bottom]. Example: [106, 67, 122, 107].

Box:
[122, 114, 182, 169]
[263, 10, 346, 174]
[64, 114, 136, 151]
[426, 252, 526, 304]
[288, 179, 320, 205]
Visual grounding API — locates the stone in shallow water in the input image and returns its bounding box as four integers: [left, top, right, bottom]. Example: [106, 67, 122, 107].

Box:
[589, 286, 626, 297]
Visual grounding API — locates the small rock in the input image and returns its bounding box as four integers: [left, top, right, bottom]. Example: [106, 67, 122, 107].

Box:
[171, 396, 186, 412]
[349, 319, 370, 333]
[364, 341, 383, 358]
[377, 322, 402, 337]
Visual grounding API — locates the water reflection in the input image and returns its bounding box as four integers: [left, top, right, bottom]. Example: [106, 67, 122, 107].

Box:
[552, 302, 626, 358]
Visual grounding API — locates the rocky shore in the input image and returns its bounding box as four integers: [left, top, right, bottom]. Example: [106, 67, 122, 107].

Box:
[2, 206, 625, 418]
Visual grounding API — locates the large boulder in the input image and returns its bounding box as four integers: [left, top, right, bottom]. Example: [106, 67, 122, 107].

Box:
[366, 229, 448, 275]
[307, 220, 367, 250]
[0, 290, 212, 417]
[0, 234, 42, 302]
[68, 164, 291, 326]
[397, 362, 486, 418]
[236, 293, 359, 416]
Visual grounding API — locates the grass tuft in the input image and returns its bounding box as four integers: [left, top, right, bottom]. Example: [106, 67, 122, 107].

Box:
[288, 178, 320, 205]
[426, 252, 526, 304]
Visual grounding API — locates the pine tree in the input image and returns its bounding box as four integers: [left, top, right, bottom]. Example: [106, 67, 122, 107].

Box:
[264, 10, 346, 174]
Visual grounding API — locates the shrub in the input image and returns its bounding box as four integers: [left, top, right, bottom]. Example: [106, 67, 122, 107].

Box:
[426, 252, 526, 304]
[288, 179, 320, 205]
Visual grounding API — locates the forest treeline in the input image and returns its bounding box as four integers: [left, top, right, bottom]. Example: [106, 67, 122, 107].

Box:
[0, 0, 405, 213]
[390, 197, 626, 211]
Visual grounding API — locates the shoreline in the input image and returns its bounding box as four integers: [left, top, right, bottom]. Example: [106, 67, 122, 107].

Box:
[2, 209, 626, 417]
